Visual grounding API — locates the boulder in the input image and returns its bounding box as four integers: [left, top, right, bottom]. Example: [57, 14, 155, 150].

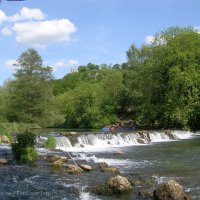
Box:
[101, 166, 120, 174]
[64, 164, 83, 174]
[69, 132, 77, 136]
[92, 175, 132, 195]
[0, 158, 8, 165]
[50, 158, 66, 170]
[106, 175, 132, 194]
[154, 180, 192, 200]
[137, 139, 145, 144]
[99, 162, 109, 169]
[78, 164, 93, 172]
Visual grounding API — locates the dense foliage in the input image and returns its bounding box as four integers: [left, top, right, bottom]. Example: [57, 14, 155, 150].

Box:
[0, 27, 199, 130]
[12, 131, 37, 161]
[5, 49, 64, 127]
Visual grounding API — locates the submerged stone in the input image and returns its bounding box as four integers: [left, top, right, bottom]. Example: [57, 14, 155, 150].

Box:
[138, 188, 155, 198]
[64, 164, 83, 174]
[114, 150, 125, 156]
[101, 166, 120, 174]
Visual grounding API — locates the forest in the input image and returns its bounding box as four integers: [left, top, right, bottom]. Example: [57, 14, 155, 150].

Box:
[0, 27, 199, 130]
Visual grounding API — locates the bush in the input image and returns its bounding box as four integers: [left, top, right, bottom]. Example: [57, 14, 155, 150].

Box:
[16, 130, 36, 148]
[44, 136, 56, 149]
[20, 147, 38, 161]
[12, 131, 37, 162]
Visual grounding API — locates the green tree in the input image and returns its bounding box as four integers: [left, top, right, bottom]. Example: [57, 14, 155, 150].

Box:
[123, 27, 200, 129]
[7, 48, 61, 126]
[0, 85, 7, 122]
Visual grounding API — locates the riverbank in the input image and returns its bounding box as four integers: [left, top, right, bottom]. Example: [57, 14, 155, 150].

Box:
[0, 130, 199, 199]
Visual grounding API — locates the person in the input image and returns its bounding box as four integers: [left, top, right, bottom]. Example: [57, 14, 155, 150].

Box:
[102, 126, 109, 133]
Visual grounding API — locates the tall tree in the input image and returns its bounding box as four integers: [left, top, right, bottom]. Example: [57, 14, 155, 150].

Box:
[123, 27, 200, 129]
[7, 49, 60, 126]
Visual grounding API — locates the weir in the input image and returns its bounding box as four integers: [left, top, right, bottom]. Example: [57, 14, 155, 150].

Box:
[55, 131, 193, 151]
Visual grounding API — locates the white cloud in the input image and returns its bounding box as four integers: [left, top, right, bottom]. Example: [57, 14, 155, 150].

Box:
[12, 7, 46, 21]
[145, 35, 155, 44]
[0, 10, 7, 24]
[0, 7, 45, 23]
[1, 26, 12, 36]
[12, 19, 77, 48]
[5, 59, 17, 69]
[52, 59, 79, 71]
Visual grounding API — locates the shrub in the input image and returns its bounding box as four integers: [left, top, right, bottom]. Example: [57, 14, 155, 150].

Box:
[19, 147, 38, 161]
[44, 136, 56, 149]
[12, 131, 37, 162]
[16, 130, 36, 148]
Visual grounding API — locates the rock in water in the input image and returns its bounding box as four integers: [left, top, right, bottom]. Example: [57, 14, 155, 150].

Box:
[0, 158, 8, 165]
[106, 175, 132, 194]
[154, 180, 192, 200]
[99, 162, 109, 169]
[78, 164, 93, 172]
[63, 164, 83, 174]
[50, 158, 66, 170]
[101, 166, 120, 174]
[92, 175, 132, 195]
[114, 150, 125, 156]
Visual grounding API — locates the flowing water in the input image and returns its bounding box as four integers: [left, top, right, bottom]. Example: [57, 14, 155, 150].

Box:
[0, 131, 200, 200]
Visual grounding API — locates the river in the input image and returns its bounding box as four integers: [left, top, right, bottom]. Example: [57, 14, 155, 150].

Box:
[0, 130, 199, 199]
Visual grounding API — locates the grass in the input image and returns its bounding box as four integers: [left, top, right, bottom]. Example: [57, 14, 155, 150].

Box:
[0, 122, 41, 134]
[44, 136, 56, 149]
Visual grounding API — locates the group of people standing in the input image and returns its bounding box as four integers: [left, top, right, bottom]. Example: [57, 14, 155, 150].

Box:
[102, 122, 135, 133]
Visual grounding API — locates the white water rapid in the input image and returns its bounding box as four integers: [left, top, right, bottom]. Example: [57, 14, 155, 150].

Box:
[55, 131, 193, 152]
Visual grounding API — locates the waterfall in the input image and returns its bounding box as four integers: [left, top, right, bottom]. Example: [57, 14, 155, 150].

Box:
[148, 132, 171, 142]
[55, 136, 72, 150]
[53, 131, 193, 152]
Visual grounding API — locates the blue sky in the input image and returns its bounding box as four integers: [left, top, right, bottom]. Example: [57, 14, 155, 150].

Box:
[0, 0, 200, 85]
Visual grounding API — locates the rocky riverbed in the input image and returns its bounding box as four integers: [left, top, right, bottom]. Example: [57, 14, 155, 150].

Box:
[0, 130, 199, 199]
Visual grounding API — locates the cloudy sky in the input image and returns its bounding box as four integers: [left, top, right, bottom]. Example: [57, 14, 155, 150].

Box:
[0, 0, 199, 85]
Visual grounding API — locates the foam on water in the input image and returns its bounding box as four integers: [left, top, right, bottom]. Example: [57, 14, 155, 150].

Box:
[172, 131, 193, 139]
[80, 186, 100, 200]
[72, 152, 152, 172]
[24, 175, 40, 184]
[54, 131, 194, 153]
[36, 147, 54, 155]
